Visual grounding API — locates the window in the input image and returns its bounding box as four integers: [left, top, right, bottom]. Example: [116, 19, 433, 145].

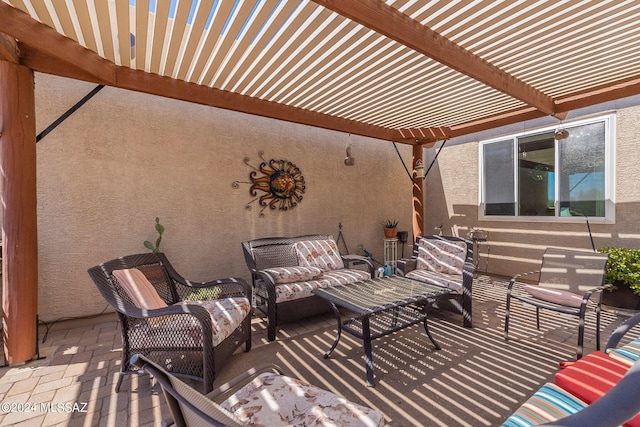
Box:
[480, 114, 614, 222]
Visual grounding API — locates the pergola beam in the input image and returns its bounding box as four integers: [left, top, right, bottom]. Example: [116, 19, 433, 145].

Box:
[0, 60, 38, 365]
[6, 1, 640, 146]
[312, 0, 556, 116]
[0, 2, 115, 84]
[18, 42, 398, 142]
[0, 33, 19, 64]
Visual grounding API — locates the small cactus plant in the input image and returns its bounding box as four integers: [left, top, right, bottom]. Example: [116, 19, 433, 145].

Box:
[143, 217, 164, 253]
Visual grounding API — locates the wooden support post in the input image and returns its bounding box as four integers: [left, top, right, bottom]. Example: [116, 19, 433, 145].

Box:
[0, 60, 38, 364]
[412, 144, 424, 241]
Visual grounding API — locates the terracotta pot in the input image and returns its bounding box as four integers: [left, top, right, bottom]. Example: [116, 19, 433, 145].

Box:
[383, 228, 397, 238]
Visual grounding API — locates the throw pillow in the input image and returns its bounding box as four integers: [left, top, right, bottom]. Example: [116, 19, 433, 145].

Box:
[524, 285, 588, 308]
[294, 239, 345, 272]
[262, 266, 324, 284]
[112, 268, 168, 310]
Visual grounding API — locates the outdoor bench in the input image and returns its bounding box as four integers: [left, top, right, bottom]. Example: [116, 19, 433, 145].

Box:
[242, 234, 374, 341]
[502, 311, 640, 426]
[397, 235, 474, 327]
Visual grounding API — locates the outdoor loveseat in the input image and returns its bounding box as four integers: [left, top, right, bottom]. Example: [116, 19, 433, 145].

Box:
[242, 234, 374, 341]
[88, 252, 252, 393]
[397, 235, 474, 327]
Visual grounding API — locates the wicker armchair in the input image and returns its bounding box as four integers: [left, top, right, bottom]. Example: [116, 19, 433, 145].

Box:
[87, 252, 252, 394]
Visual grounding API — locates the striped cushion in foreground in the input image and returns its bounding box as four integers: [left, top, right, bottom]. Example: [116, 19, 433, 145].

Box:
[502, 383, 587, 426]
[609, 337, 640, 367]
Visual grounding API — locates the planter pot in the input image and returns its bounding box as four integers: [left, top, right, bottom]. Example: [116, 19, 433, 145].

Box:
[602, 281, 640, 311]
[383, 228, 397, 238]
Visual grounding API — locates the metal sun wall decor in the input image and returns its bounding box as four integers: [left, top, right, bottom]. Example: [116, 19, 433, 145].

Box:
[232, 151, 306, 217]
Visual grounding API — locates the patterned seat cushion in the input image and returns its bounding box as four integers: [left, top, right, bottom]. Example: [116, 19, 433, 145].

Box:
[221, 372, 385, 427]
[295, 239, 345, 272]
[405, 269, 463, 294]
[416, 239, 467, 275]
[262, 266, 324, 284]
[501, 383, 587, 426]
[608, 337, 640, 367]
[275, 269, 371, 303]
[151, 297, 251, 347]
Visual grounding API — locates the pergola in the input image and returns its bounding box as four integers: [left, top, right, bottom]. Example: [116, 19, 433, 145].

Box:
[2, 0, 640, 364]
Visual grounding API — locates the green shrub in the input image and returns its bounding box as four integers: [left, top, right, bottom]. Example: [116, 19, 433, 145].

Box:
[597, 246, 640, 296]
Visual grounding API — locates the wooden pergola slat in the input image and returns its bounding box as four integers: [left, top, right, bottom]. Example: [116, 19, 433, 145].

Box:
[311, 0, 556, 116]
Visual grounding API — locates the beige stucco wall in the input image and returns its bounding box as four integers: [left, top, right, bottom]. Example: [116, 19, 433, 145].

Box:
[31, 73, 414, 322]
[424, 107, 640, 278]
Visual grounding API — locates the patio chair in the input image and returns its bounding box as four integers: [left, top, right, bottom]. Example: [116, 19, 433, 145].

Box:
[88, 252, 252, 394]
[504, 247, 610, 359]
[131, 354, 385, 427]
[397, 235, 474, 327]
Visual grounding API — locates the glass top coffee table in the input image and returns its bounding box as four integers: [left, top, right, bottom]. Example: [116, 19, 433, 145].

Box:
[313, 275, 454, 387]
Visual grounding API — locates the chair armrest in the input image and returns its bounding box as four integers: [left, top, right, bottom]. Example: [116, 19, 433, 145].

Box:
[206, 363, 285, 403]
[341, 254, 374, 274]
[176, 277, 251, 300]
[463, 261, 475, 275]
[507, 270, 541, 290]
[119, 300, 212, 321]
[606, 310, 640, 349]
[397, 258, 417, 276]
[579, 283, 613, 300]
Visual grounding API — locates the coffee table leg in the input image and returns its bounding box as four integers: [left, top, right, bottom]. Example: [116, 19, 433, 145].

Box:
[362, 317, 375, 387]
[423, 316, 441, 350]
[324, 302, 343, 359]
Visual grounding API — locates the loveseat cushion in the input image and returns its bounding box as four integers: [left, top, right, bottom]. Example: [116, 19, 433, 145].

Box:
[295, 239, 345, 272]
[608, 337, 640, 367]
[275, 269, 371, 303]
[220, 372, 385, 426]
[405, 269, 463, 294]
[416, 239, 467, 275]
[262, 266, 324, 284]
[112, 268, 168, 309]
[501, 382, 587, 426]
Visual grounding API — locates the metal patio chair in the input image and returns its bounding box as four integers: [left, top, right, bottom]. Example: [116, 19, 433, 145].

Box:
[504, 247, 610, 359]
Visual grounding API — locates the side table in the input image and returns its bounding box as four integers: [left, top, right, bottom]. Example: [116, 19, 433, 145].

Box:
[383, 238, 398, 272]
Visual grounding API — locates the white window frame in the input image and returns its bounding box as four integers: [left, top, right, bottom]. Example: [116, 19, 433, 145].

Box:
[478, 114, 616, 223]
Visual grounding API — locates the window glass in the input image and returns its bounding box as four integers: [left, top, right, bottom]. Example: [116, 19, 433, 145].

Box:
[518, 133, 555, 216]
[483, 139, 515, 215]
[558, 122, 606, 217]
[480, 115, 612, 220]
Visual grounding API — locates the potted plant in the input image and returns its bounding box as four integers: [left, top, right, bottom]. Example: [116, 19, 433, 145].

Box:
[597, 246, 640, 310]
[382, 219, 399, 238]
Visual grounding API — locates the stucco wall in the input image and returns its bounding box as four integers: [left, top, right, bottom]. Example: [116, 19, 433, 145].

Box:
[424, 106, 640, 278]
[31, 73, 414, 322]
